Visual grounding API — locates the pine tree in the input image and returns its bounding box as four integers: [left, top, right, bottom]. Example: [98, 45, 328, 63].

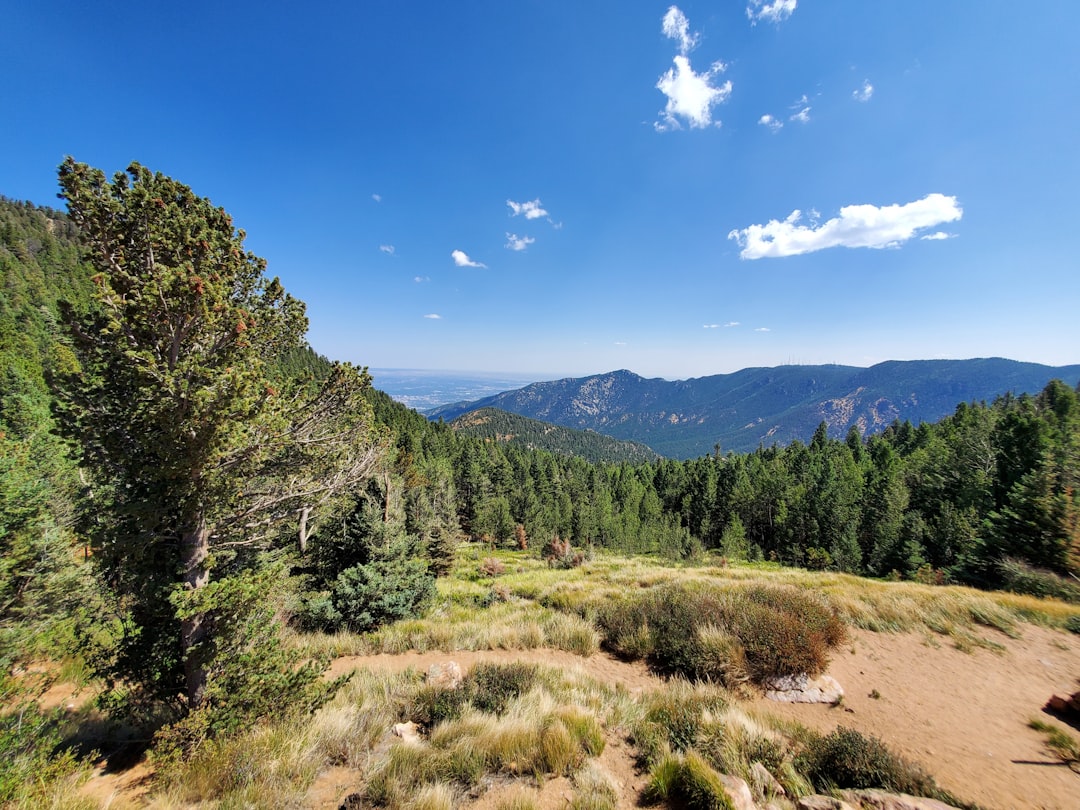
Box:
[56, 159, 382, 713]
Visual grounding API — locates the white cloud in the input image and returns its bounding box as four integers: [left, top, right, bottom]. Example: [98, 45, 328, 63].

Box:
[379, 244, 395, 255]
[614, 341, 627, 346]
[789, 106, 811, 124]
[413, 276, 429, 283]
[423, 313, 441, 319]
[728, 193, 963, 260]
[703, 324, 720, 329]
[755, 327, 772, 332]
[372, 193, 382, 203]
[921, 231, 955, 241]
[505, 233, 535, 252]
[656, 55, 732, 131]
[451, 249, 486, 268]
[758, 114, 783, 133]
[662, 6, 698, 55]
[747, 0, 797, 25]
[507, 199, 550, 220]
[853, 79, 874, 102]
[725, 321, 740, 328]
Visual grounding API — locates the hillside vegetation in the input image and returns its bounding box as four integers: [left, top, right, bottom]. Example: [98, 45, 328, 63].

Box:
[449, 406, 661, 464]
[1, 165, 1078, 809]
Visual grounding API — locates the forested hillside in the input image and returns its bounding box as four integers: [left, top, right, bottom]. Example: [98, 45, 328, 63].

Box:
[449, 407, 661, 464]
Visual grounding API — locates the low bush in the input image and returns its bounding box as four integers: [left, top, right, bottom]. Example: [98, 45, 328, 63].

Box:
[797, 727, 957, 802]
[996, 558, 1080, 604]
[466, 661, 539, 714]
[597, 582, 847, 686]
[480, 557, 506, 577]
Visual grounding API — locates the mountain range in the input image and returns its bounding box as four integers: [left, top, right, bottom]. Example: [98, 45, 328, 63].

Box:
[425, 358, 1080, 459]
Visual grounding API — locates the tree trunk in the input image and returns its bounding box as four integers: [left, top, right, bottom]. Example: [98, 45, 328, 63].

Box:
[180, 512, 211, 710]
[298, 506, 312, 555]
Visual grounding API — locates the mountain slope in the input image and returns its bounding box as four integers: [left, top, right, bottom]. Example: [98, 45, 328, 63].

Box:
[426, 359, 1080, 458]
[449, 407, 661, 464]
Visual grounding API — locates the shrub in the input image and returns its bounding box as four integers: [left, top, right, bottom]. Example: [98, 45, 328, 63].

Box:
[597, 582, 846, 686]
[410, 684, 469, 728]
[798, 727, 951, 800]
[465, 662, 539, 714]
[0, 703, 88, 805]
[544, 536, 585, 569]
[331, 557, 436, 633]
[996, 557, 1080, 603]
[479, 557, 506, 577]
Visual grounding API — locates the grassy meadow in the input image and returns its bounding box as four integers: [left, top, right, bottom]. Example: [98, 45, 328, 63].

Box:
[9, 544, 1077, 808]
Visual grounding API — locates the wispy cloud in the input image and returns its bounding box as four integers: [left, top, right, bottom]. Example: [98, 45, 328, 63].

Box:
[414, 276, 429, 283]
[451, 249, 486, 268]
[372, 193, 382, 203]
[789, 106, 811, 124]
[853, 79, 874, 102]
[758, 114, 783, 133]
[505, 233, 535, 252]
[614, 341, 627, 346]
[725, 321, 741, 328]
[728, 193, 963, 259]
[755, 327, 771, 332]
[921, 231, 955, 241]
[746, 0, 797, 25]
[507, 199, 550, 220]
[655, 8, 731, 131]
[423, 313, 441, 320]
[379, 244, 395, 255]
[662, 5, 698, 55]
[703, 324, 720, 329]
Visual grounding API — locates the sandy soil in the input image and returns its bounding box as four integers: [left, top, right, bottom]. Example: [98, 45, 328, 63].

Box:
[759, 626, 1080, 810]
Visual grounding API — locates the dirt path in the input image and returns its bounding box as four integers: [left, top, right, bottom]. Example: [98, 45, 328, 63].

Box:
[758, 625, 1080, 810]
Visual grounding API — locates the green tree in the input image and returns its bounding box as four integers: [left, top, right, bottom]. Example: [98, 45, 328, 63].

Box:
[56, 159, 382, 715]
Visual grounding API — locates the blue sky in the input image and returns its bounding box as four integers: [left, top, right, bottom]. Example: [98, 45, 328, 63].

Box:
[4, 1, 1079, 381]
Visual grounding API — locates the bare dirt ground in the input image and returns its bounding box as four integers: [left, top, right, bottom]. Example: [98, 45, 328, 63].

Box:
[58, 625, 1080, 808]
[760, 626, 1080, 810]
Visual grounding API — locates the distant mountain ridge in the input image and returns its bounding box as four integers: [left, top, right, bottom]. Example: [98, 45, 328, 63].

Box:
[425, 359, 1080, 458]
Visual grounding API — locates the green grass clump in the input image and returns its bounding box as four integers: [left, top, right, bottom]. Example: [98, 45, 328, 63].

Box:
[1029, 717, 1080, 771]
[797, 726, 961, 803]
[643, 750, 736, 810]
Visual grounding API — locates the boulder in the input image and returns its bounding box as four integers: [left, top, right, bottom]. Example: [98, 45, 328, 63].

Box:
[392, 721, 423, 745]
[798, 797, 859, 810]
[425, 661, 464, 689]
[749, 761, 786, 799]
[841, 790, 961, 810]
[765, 673, 844, 704]
[718, 774, 759, 810]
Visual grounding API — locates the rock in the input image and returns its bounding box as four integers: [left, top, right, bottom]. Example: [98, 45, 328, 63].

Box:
[392, 721, 422, 745]
[718, 774, 759, 810]
[842, 790, 960, 810]
[749, 761, 786, 799]
[798, 797, 859, 810]
[425, 661, 464, 689]
[765, 673, 844, 704]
